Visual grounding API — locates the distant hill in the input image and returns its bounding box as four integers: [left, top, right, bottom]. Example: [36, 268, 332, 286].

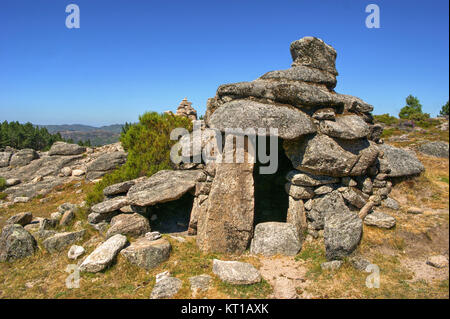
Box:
[37, 124, 124, 146]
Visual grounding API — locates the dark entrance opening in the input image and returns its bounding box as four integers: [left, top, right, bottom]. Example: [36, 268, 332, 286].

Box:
[253, 137, 292, 226]
[147, 192, 194, 234]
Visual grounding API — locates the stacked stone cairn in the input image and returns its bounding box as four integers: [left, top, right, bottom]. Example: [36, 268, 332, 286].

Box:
[176, 97, 198, 121]
[88, 37, 425, 262]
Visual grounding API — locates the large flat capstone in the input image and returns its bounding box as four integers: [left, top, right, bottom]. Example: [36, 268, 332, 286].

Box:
[127, 170, 206, 207]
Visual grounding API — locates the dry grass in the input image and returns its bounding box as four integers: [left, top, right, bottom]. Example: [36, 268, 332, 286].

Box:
[0, 127, 448, 299]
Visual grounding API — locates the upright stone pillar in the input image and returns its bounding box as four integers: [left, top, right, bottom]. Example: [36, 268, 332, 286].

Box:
[197, 135, 255, 254]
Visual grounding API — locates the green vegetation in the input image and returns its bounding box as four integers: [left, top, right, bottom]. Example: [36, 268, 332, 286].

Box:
[0, 121, 91, 151]
[440, 101, 449, 117]
[398, 95, 430, 121]
[373, 113, 399, 126]
[0, 177, 6, 191]
[86, 112, 192, 206]
[0, 121, 64, 150]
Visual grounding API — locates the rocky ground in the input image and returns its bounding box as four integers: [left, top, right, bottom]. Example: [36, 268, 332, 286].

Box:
[0, 127, 448, 298]
[0, 36, 448, 299]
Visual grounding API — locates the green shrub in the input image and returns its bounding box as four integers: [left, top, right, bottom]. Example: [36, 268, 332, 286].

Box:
[399, 95, 430, 120]
[0, 192, 7, 200]
[439, 101, 449, 117]
[86, 112, 192, 206]
[373, 113, 399, 126]
[0, 177, 6, 191]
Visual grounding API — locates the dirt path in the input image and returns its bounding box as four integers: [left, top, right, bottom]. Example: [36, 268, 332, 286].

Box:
[258, 256, 312, 299]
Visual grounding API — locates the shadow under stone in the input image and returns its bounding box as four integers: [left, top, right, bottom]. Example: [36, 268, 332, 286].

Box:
[146, 192, 194, 234]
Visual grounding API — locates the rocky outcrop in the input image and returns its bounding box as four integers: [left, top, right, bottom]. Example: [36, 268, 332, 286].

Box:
[9, 149, 38, 167]
[86, 152, 127, 180]
[418, 141, 449, 158]
[48, 142, 86, 156]
[0, 151, 12, 167]
[0, 142, 128, 202]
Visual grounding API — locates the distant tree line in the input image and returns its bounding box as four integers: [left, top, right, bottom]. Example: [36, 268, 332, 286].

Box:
[0, 121, 91, 151]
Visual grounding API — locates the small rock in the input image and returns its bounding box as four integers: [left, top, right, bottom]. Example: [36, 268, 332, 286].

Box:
[156, 271, 171, 283]
[0, 224, 37, 262]
[120, 238, 171, 270]
[91, 197, 129, 214]
[314, 185, 334, 195]
[79, 234, 128, 273]
[5, 178, 21, 187]
[382, 197, 400, 210]
[61, 167, 72, 177]
[212, 259, 261, 285]
[285, 183, 315, 200]
[350, 256, 371, 272]
[364, 211, 396, 229]
[106, 213, 150, 239]
[6, 212, 33, 226]
[145, 231, 162, 241]
[103, 180, 136, 197]
[68, 245, 85, 260]
[426, 255, 448, 268]
[50, 212, 63, 221]
[407, 207, 423, 214]
[321, 260, 343, 271]
[189, 274, 212, 292]
[42, 230, 85, 253]
[169, 235, 186, 243]
[13, 197, 30, 204]
[72, 169, 85, 177]
[150, 276, 182, 299]
[341, 177, 357, 187]
[59, 209, 75, 226]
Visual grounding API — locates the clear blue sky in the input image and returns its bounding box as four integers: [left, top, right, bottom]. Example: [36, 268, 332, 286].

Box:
[0, 0, 448, 126]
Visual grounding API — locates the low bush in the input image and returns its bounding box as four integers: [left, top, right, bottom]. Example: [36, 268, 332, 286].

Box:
[86, 112, 192, 206]
[373, 113, 399, 126]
